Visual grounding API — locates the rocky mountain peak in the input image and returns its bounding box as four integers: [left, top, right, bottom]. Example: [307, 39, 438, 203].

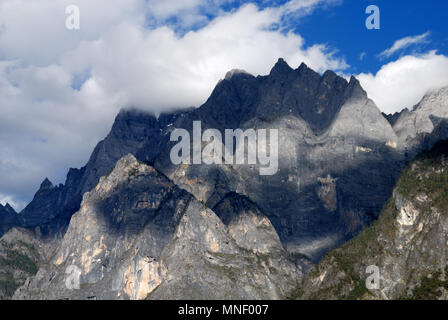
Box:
[3, 203, 16, 215]
[321, 69, 339, 82]
[345, 75, 367, 101]
[296, 61, 310, 72]
[11, 58, 405, 250]
[224, 69, 251, 80]
[269, 58, 295, 78]
[0, 201, 22, 237]
[392, 86, 448, 146]
[415, 86, 448, 111]
[39, 178, 53, 191]
[5, 58, 448, 300]
[91, 153, 157, 198]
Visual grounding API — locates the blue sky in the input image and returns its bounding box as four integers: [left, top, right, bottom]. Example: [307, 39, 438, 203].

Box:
[1, 0, 448, 210]
[293, 0, 448, 74]
[153, 0, 448, 74]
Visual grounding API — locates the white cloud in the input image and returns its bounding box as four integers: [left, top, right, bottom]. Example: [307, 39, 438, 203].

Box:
[0, 193, 26, 211]
[357, 51, 448, 114]
[0, 0, 347, 210]
[378, 31, 430, 59]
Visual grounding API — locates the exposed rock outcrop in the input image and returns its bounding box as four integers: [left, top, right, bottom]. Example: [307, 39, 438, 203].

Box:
[14, 155, 300, 300]
[300, 139, 448, 300]
[16, 60, 407, 263]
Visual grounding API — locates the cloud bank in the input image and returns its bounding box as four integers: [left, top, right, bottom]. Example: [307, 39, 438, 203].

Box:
[1, 0, 448, 210]
[0, 0, 346, 209]
[357, 51, 448, 114]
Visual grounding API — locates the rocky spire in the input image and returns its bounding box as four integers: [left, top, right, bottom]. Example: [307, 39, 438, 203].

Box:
[345, 75, 367, 101]
[39, 178, 53, 190]
[269, 58, 294, 78]
[4, 203, 16, 215]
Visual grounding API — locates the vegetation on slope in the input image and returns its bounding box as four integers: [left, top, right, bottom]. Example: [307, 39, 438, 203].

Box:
[300, 139, 448, 300]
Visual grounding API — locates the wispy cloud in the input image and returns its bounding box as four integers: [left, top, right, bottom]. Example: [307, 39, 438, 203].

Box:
[378, 31, 430, 59]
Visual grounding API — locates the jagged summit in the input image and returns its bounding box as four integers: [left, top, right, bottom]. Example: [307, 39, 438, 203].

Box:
[393, 85, 448, 143]
[206, 59, 371, 135]
[9, 59, 399, 244]
[346, 75, 367, 101]
[416, 86, 448, 110]
[39, 178, 53, 190]
[4, 58, 448, 299]
[3, 203, 16, 215]
[269, 58, 294, 77]
[0, 201, 22, 235]
[7, 58, 448, 267]
[0, 202, 18, 217]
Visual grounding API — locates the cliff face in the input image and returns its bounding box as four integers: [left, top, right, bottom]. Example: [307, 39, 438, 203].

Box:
[15, 61, 448, 263]
[4, 60, 448, 300]
[300, 139, 448, 300]
[394, 87, 448, 143]
[14, 155, 300, 300]
[12, 59, 401, 262]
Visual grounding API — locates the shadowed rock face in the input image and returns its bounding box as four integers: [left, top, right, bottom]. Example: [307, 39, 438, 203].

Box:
[0, 203, 22, 237]
[300, 139, 448, 300]
[14, 155, 300, 300]
[12, 60, 448, 264]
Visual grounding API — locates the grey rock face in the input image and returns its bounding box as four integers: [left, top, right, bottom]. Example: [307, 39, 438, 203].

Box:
[394, 87, 448, 147]
[15, 155, 300, 300]
[7, 61, 448, 287]
[300, 140, 448, 300]
[10, 59, 416, 263]
[151, 71, 403, 261]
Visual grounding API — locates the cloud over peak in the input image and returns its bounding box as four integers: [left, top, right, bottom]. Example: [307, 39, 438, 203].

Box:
[0, 0, 347, 210]
[358, 50, 448, 114]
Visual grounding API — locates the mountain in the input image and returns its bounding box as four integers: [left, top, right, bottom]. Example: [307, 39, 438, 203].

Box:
[18, 59, 407, 261]
[299, 139, 448, 300]
[14, 155, 300, 300]
[0, 203, 22, 236]
[382, 109, 409, 127]
[15, 61, 448, 257]
[0, 227, 44, 299]
[394, 87, 448, 146]
[3, 59, 448, 299]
